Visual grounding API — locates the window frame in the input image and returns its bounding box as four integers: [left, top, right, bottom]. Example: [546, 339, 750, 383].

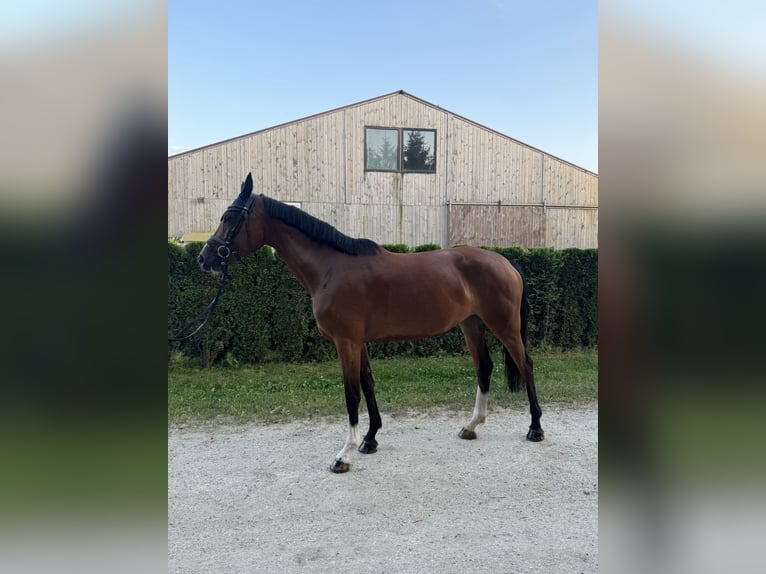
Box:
[364, 126, 437, 174]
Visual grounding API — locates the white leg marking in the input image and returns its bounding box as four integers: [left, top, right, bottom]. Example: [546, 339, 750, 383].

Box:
[335, 424, 361, 463]
[464, 386, 489, 432]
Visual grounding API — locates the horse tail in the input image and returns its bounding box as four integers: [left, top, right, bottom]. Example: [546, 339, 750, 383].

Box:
[515, 262, 530, 348]
[503, 346, 522, 393]
[504, 262, 531, 393]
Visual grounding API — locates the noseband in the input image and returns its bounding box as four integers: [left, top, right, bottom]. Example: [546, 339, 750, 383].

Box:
[206, 193, 257, 266]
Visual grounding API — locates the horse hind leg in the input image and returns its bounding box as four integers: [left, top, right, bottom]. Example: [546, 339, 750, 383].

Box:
[458, 316, 493, 440]
[500, 331, 544, 441]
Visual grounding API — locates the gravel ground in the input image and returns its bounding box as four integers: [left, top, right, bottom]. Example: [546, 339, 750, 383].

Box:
[168, 405, 597, 574]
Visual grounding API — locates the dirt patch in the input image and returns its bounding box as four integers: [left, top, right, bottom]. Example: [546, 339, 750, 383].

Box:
[169, 405, 597, 573]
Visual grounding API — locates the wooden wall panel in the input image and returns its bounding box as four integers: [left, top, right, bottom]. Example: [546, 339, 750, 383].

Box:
[448, 206, 546, 247]
[297, 202, 445, 247]
[543, 157, 598, 206]
[446, 115, 544, 205]
[545, 207, 599, 249]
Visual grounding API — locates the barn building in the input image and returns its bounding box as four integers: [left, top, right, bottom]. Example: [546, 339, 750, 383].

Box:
[168, 90, 598, 248]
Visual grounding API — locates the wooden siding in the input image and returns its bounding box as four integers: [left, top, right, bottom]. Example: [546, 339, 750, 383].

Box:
[446, 115, 543, 205]
[303, 202, 444, 246]
[449, 206, 546, 247]
[543, 156, 598, 206]
[169, 91, 597, 248]
[449, 205, 598, 249]
[545, 207, 599, 249]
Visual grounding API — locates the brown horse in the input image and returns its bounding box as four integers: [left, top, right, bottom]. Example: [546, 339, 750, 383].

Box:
[198, 173, 543, 473]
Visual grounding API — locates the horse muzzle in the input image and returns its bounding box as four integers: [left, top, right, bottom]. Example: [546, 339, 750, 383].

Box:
[198, 242, 227, 273]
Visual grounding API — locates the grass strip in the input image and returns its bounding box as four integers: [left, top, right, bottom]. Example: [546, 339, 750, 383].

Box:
[168, 350, 597, 424]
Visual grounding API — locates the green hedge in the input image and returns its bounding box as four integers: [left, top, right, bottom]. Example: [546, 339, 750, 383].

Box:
[168, 242, 597, 367]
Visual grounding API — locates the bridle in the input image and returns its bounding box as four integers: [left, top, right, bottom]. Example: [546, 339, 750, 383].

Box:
[168, 178, 257, 342]
[205, 191, 257, 267]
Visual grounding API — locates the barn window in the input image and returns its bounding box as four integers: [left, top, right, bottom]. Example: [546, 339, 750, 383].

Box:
[365, 128, 399, 171]
[402, 129, 436, 172]
[365, 127, 436, 173]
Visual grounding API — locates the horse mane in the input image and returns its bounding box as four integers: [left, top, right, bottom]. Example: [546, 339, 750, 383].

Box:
[260, 195, 379, 256]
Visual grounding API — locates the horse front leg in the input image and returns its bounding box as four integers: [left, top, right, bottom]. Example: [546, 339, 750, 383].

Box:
[458, 316, 493, 440]
[330, 339, 362, 473]
[358, 344, 381, 454]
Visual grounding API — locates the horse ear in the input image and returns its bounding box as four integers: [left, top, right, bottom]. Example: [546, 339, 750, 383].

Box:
[240, 172, 253, 199]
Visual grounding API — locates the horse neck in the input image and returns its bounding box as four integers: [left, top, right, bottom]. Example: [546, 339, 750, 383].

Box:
[262, 218, 333, 296]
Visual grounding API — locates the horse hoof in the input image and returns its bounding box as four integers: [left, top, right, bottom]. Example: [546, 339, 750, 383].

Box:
[459, 428, 477, 440]
[358, 440, 378, 454]
[526, 427, 545, 442]
[330, 459, 351, 473]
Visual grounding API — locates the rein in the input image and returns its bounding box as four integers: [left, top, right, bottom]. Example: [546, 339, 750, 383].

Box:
[167, 264, 228, 342]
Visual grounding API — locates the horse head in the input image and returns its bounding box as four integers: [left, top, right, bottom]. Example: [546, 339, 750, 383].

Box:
[198, 172, 262, 272]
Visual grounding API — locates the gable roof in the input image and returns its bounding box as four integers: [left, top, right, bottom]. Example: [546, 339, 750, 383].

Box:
[170, 90, 596, 176]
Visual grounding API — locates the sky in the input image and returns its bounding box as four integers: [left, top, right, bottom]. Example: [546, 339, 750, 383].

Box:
[169, 0, 598, 173]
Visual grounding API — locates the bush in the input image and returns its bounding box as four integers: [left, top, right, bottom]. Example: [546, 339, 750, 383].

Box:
[381, 243, 410, 253]
[411, 243, 441, 252]
[168, 242, 598, 366]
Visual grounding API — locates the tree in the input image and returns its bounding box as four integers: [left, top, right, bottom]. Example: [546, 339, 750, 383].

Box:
[403, 130, 434, 171]
[367, 132, 398, 170]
